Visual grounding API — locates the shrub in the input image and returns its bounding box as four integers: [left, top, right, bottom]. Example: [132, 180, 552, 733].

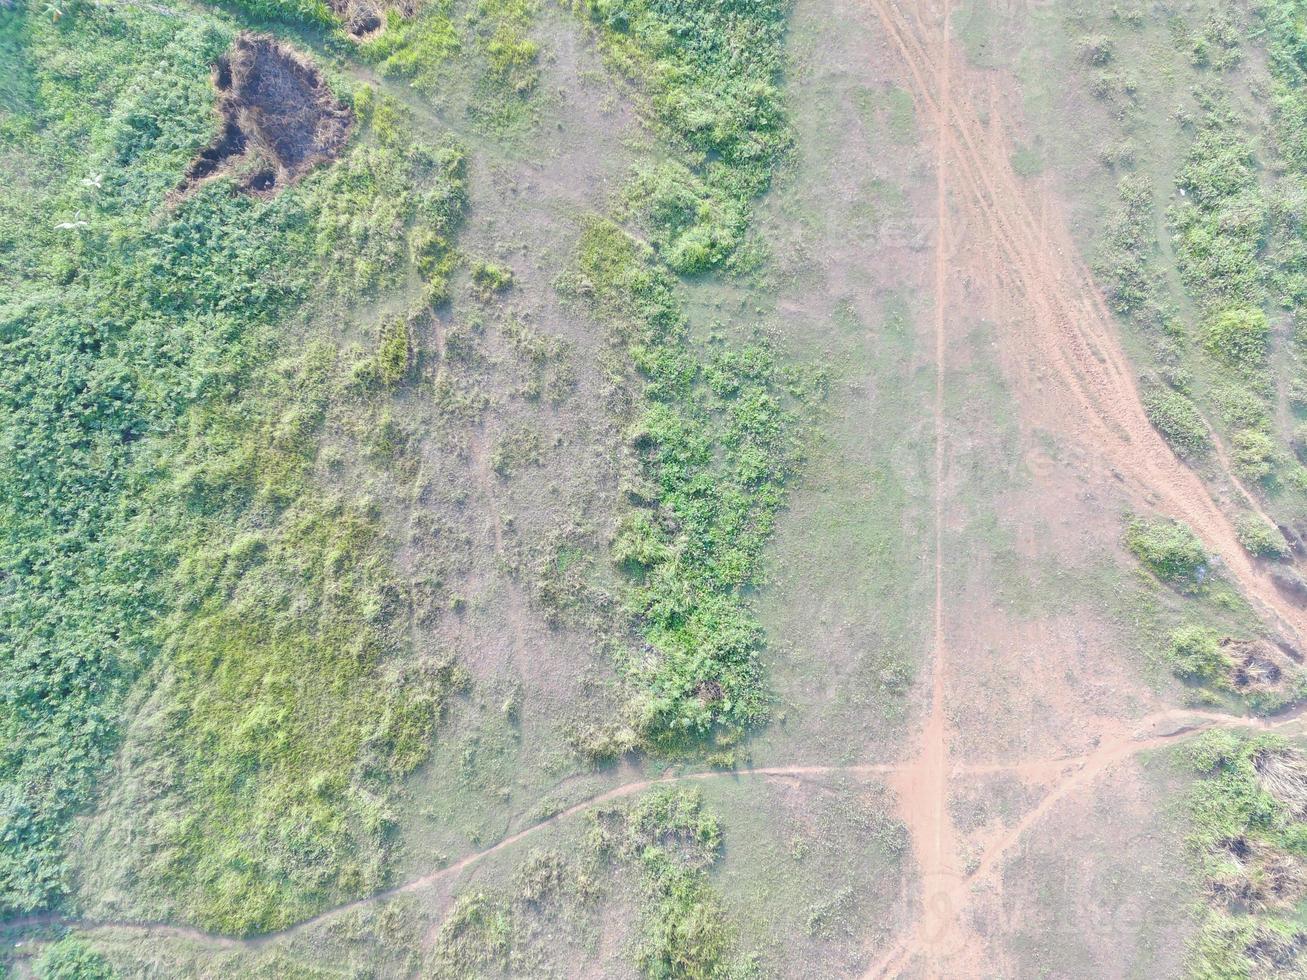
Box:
[33, 935, 115, 980]
[1202, 306, 1270, 370]
[625, 163, 747, 275]
[371, 320, 413, 386]
[1142, 387, 1210, 456]
[1167, 625, 1230, 683]
[1232, 428, 1282, 482]
[1078, 34, 1115, 65]
[1124, 517, 1208, 584]
[1235, 514, 1288, 558]
[471, 260, 514, 297]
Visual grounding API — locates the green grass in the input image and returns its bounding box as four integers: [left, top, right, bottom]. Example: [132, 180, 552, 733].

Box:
[590, 788, 757, 979]
[1124, 517, 1209, 588]
[32, 935, 116, 980]
[360, 0, 542, 132]
[1180, 730, 1307, 978]
[559, 220, 805, 749]
[574, 0, 791, 271]
[423, 787, 752, 978]
[0, 4, 472, 931]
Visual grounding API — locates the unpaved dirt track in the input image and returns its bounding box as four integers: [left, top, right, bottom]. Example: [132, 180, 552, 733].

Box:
[859, 0, 1307, 975]
[867, 0, 1307, 644]
[7, 708, 1295, 967]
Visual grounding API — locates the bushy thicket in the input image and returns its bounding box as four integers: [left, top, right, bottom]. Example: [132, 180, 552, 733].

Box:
[590, 788, 756, 979]
[1142, 386, 1210, 457]
[1124, 517, 1208, 587]
[0, 7, 468, 930]
[562, 221, 802, 745]
[576, 0, 791, 272]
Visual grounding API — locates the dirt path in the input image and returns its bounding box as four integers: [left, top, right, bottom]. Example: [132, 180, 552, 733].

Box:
[8, 707, 1295, 967]
[858, 0, 1307, 974]
[867, 0, 1307, 646]
[2, 763, 905, 953]
[873, 1, 965, 970]
[863, 706, 1305, 976]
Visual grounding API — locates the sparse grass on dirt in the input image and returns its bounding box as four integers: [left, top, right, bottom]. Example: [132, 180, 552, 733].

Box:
[423, 787, 753, 978]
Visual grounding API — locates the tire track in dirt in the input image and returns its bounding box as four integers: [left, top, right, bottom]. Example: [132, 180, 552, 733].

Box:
[862, 705, 1306, 977]
[860, 0, 1307, 975]
[867, 0, 1307, 645]
[872, 0, 964, 974]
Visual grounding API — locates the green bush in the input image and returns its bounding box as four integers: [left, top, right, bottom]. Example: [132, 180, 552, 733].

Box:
[561, 219, 802, 744]
[1124, 517, 1208, 584]
[1231, 428, 1282, 482]
[625, 162, 747, 275]
[1166, 625, 1230, 683]
[1171, 105, 1268, 312]
[1142, 387, 1210, 456]
[1201, 306, 1270, 370]
[1234, 514, 1288, 558]
[33, 935, 115, 980]
[471, 260, 514, 297]
[1181, 729, 1307, 978]
[1078, 34, 1115, 66]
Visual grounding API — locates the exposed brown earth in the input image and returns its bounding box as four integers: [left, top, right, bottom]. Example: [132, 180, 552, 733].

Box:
[856, 0, 1307, 974]
[181, 34, 351, 196]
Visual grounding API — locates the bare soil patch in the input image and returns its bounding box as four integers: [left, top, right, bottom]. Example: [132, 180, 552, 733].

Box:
[181, 34, 351, 196]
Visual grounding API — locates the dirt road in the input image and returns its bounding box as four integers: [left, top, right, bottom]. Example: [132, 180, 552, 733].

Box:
[859, 0, 1307, 974]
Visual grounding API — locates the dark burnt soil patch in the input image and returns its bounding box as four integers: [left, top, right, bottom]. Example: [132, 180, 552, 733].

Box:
[1219, 637, 1302, 706]
[181, 34, 351, 196]
[329, 0, 418, 39]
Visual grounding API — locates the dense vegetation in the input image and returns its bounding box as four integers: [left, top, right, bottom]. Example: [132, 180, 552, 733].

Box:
[553, 0, 809, 753]
[559, 222, 804, 750]
[0, 5, 471, 931]
[578, 0, 791, 274]
[1124, 517, 1209, 588]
